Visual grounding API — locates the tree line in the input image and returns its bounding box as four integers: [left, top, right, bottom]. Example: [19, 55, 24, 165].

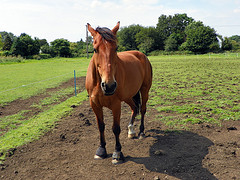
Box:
[0, 32, 90, 59]
[1, 13, 240, 59]
[118, 14, 240, 54]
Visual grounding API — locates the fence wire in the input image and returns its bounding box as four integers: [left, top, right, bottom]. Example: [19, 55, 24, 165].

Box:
[0, 72, 74, 94]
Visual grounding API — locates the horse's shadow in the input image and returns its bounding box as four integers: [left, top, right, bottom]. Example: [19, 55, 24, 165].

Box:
[129, 129, 217, 180]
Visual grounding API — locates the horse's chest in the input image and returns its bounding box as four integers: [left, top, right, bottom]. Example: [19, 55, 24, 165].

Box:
[90, 89, 117, 108]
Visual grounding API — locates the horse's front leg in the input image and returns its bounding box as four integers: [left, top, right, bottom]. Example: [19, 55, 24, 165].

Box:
[111, 102, 124, 164]
[90, 101, 107, 159]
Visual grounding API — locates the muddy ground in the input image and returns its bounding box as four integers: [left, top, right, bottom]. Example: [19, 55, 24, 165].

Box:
[0, 77, 239, 180]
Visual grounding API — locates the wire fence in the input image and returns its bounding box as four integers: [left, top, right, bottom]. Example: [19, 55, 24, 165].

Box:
[0, 70, 82, 105]
[0, 72, 74, 94]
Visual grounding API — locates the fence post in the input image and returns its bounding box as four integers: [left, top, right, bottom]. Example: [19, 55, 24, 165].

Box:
[86, 25, 89, 59]
[74, 70, 77, 96]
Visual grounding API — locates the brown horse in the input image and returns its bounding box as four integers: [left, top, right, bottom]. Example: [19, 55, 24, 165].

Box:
[86, 22, 152, 164]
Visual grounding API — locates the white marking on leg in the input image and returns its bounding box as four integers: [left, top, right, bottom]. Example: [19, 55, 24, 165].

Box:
[128, 124, 136, 138]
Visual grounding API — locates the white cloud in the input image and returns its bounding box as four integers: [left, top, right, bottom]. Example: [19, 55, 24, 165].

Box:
[0, 0, 239, 42]
[233, 7, 240, 13]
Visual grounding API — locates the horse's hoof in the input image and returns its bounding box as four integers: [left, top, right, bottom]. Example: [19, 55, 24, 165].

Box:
[138, 133, 145, 139]
[94, 154, 105, 160]
[128, 132, 136, 139]
[128, 124, 136, 139]
[94, 146, 107, 160]
[112, 159, 124, 165]
[112, 151, 124, 165]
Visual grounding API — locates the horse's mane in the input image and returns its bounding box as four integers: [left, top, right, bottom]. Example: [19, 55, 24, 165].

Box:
[96, 27, 117, 43]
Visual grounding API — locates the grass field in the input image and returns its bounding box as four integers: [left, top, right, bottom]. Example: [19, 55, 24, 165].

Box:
[0, 54, 240, 161]
[148, 54, 240, 128]
[0, 57, 90, 160]
[0, 57, 89, 105]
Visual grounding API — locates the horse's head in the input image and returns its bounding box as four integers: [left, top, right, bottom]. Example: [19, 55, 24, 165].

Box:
[87, 22, 120, 96]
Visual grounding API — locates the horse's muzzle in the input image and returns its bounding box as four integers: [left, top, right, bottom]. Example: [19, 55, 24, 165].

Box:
[101, 81, 117, 96]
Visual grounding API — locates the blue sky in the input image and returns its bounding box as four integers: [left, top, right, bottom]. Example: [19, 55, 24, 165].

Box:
[0, 0, 239, 42]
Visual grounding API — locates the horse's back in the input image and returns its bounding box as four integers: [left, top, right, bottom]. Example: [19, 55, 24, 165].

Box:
[117, 51, 152, 99]
[118, 51, 152, 86]
[117, 51, 151, 70]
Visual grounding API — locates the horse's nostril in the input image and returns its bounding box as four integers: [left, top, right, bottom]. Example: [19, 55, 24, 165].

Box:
[101, 82, 105, 88]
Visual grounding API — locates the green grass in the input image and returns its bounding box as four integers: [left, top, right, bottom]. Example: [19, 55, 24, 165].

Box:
[0, 86, 79, 134]
[0, 110, 29, 132]
[0, 57, 89, 105]
[31, 86, 79, 109]
[0, 90, 88, 161]
[149, 54, 240, 128]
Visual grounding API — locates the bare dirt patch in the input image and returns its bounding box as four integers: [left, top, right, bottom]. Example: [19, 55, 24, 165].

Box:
[0, 80, 239, 180]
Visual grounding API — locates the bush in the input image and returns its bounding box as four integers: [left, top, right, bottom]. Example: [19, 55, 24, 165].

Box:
[0, 55, 23, 63]
[148, 50, 193, 56]
[32, 55, 41, 60]
[0, 51, 12, 56]
[149, 50, 164, 56]
[32, 54, 52, 60]
[39, 53, 52, 59]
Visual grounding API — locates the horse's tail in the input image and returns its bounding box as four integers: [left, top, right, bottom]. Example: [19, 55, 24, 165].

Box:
[132, 91, 141, 115]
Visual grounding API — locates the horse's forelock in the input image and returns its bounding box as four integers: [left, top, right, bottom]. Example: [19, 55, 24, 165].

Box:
[96, 27, 117, 43]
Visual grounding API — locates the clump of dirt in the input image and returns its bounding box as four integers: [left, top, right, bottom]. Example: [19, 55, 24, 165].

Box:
[0, 79, 239, 180]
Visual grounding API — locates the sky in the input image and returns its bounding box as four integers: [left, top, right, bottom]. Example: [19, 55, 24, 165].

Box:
[0, 0, 240, 43]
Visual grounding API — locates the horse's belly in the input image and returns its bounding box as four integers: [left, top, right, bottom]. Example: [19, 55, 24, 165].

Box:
[120, 76, 143, 100]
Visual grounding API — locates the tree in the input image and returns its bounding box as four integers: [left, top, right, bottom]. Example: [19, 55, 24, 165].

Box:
[231, 40, 240, 51]
[11, 33, 40, 57]
[229, 35, 240, 51]
[222, 37, 232, 51]
[135, 27, 161, 53]
[41, 44, 55, 56]
[39, 39, 48, 47]
[0, 32, 16, 42]
[156, 13, 194, 50]
[165, 33, 184, 51]
[50, 39, 71, 57]
[3, 34, 13, 51]
[184, 21, 218, 53]
[118, 25, 144, 51]
[229, 35, 240, 43]
[170, 13, 194, 34]
[0, 35, 3, 50]
[138, 37, 154, 54]
[209, 41, 220, 52]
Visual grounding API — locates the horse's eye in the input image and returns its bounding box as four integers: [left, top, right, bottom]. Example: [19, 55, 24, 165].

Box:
[94, 48, 98, 53]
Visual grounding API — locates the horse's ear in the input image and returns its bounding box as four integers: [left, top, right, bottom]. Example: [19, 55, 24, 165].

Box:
[112, 21, 120, 35]
[87, 23, 97, 37]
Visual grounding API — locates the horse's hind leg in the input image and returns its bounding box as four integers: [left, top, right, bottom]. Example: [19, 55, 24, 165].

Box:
[139, 87, 150, 139]
[90, 101, 107, 159]
[128, 111, 137, 139]
[125, 94, 140, 139]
